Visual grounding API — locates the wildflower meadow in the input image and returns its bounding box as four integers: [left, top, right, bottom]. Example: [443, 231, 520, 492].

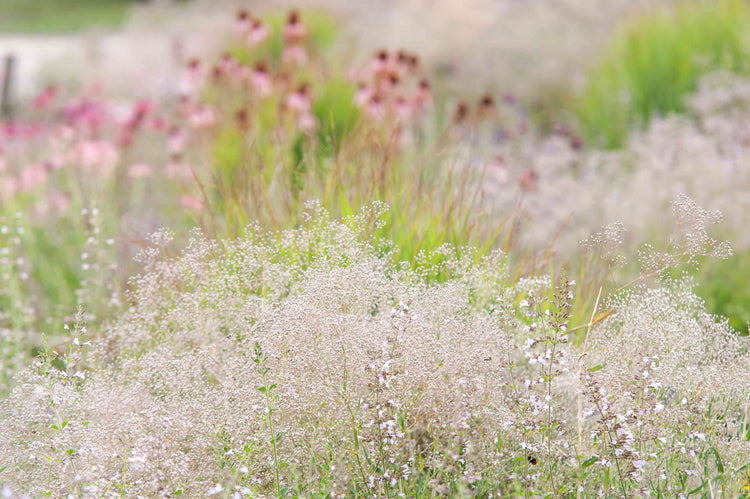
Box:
[0, 1, 749, 497]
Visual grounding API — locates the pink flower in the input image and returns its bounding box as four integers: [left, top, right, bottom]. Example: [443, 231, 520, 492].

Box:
[124, 99, 153, 131]
[118, 130, 133, 148]
[180, 194, 203, 213]
[396, 50, 419, 74]
[412, 79, 433, 112]
[71, 140, 120, 177]
[297, 112, 317, 133]
[392, 96, 412, 122]
[282, 10, 307, 45]
[178, 59, 203, 97]
[287, 84, 312, 113]
[236, 9, 252, 35]
[167, 127, 188, 156]
[365, 94, 385, 119]
[32, 85, 57, 110]
[477, 94, 496, 121]
[149, 117, 166, 131]
[128, 163, 154, 178]
[519, 169, 538, 191]
[20, 163, 49, 192]
[282, 45, 308, 66]
[248, 19, 270, 46]
[188, 105, 216, 129]
[354, 84, 372, 108]
[250, 62, 273, 97]
[486, 155, 508, 185]
[377, 73, 400, 94]
[369, 50, 391, 79]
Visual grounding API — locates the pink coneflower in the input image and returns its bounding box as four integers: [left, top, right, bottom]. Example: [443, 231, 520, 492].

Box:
[396, 50, 419, 73]
[62, 98, 106, 133]
[519, 168, 538, 191]
[124, 99, 152, 131]
[282, 45, 308, 65]
[248, 18, 270, 46]
[250, 62, 273, 97]
[369, 49, 392, 80]
[354, 83, 372, 108]
[180, 194, 203, 213]
[33, 85, 57, 110]
[232, 65, 252, 87]
[235, 109, 249, 130]
[297, 112, 317, 133]
[396, 50, 410, 72]
[128, 163, 154, 179]
[378, 73, 400, 93]
[167, 127, 187, 157]
[73, 140, 119, 177]
[453, 101, 469, 124]
[392, 96, 412, 122]
[236, 9, 252, 35]
[118, 130, 133, 148]
[178, 58, 203, 97]
[188, 105, 216, 129]
[219, 51, 231, 67]
[366, 93, 385, 119]
[570, 135, 584, 151]
[412, 79, 432, 111]
[477, 94, 496, 121]
[20, 163, 49, 192]
[1, 122, 17, 139]
[486, 155, 508, 185]
[210, 64, 225, 84]
[372, 50, 389, 71]
[149, 117, 166, 131]
[282, 10, 307, 45]
[287, 84, 312, 113]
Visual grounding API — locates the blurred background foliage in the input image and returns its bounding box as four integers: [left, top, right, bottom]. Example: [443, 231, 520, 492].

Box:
[577, 0, 750, 149]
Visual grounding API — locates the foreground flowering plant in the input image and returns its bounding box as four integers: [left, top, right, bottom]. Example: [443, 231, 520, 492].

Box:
[0, 200, 747, 497]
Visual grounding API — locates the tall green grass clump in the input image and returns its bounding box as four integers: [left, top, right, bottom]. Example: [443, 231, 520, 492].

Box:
[578, 0, 750, 149]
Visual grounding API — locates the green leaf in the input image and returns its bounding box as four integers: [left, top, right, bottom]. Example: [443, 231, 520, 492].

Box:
[582, 456, 599, 468]
[688, 480, 706, 495]
[587, 364, 605, 372]
[711, 447, 724, 474]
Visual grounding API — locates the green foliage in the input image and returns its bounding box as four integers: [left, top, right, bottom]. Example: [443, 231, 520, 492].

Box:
[312, 78, 360, 157]
[578, 0, 750, 149]
[228, 10, 339, 66]
[695, 249, 750, 335]
[0, 0, 134, 33]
